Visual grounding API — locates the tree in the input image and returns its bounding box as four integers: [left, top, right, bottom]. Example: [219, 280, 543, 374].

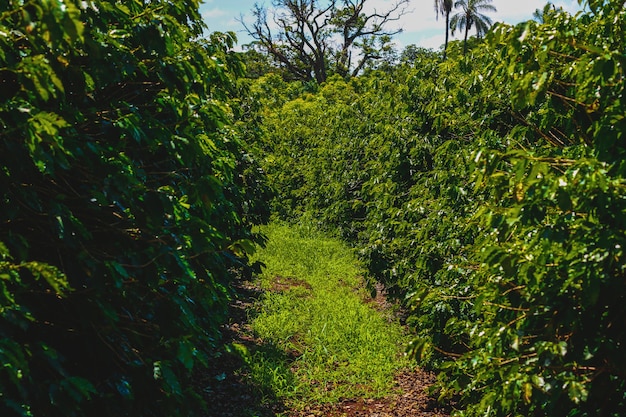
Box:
[450, 0, 496, 55]
[434, 0, 454, 60]
[240, 42, 298, 79]
[243, 0, 409, 83]
[400, 44, 441, 64]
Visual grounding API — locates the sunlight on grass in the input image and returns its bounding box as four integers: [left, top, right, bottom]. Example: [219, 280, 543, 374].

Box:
[245, 222, 410, 408]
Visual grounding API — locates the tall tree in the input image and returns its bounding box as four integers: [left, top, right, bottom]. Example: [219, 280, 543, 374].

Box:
[434, 0, 454, 60]
[243, 0, 409, 83]
[450, 0, 496, 55]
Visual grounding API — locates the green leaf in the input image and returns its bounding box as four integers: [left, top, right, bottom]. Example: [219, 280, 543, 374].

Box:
[567, 381, 589, 404]
[160, 362, 182, 397]
[24, 262, 70, 295]
[177, 339, 195, 371]
[228, 239, 257, 257]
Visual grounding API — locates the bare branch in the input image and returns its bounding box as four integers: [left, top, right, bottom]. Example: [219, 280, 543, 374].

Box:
[241, 0, 408, 82]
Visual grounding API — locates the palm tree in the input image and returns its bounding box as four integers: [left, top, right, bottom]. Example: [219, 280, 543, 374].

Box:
[434, 0, 454, 60]
[449, 0, 497, 55]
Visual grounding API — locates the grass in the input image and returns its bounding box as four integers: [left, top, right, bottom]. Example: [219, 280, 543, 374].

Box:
[240, 222, 410, 410]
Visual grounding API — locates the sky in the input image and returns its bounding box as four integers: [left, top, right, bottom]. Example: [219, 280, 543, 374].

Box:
[199, 0, 584, 51]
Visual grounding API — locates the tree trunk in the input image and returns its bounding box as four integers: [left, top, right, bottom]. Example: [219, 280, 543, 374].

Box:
[463, 23, 470, 55]
[443, 11, 450, 60]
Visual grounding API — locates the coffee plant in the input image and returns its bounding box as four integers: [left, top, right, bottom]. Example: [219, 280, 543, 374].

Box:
[0, 1, 268, 416]
[256, 1, 626, 415]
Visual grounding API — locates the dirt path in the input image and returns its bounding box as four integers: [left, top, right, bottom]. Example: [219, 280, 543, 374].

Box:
[292, 369, 448, 417]
[197, 279, 450, 417]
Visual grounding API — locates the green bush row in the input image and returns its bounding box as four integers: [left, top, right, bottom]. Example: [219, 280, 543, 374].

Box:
[0, 1, 269, 416]
[256, 1, 626, 415]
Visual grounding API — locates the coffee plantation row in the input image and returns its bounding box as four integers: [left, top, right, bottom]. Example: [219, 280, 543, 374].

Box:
[256, 1, 625, 416]
[1, 1, 624, 416]
[0, 1, 270, 415]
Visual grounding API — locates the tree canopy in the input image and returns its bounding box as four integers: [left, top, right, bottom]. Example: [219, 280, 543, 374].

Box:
[450, 0, 496, 54]
[244, 0, 409, 82]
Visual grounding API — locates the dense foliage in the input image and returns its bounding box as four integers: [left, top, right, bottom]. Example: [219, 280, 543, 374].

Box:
[255, 0, 626, 415]
[0, 1, 268, 416]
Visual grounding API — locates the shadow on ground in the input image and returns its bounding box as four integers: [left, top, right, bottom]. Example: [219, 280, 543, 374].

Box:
[196, 280, 286, 417]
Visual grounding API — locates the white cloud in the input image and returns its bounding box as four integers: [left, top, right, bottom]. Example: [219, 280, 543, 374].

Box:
[493, 0, 581, 21]
[414, 33, 447, 50]
[202, 8, 227, 19]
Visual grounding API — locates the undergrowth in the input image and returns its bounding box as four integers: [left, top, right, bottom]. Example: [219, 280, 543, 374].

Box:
[238, 222, 410, 410]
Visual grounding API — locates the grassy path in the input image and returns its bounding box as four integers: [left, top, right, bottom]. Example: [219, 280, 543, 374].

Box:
[239, 223, 411, 413]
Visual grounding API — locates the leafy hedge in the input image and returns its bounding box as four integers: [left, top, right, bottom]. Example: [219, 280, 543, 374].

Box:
[0, 1, 268, 416]
[440, 3, 626, 415]
[256, 1, 626, 415]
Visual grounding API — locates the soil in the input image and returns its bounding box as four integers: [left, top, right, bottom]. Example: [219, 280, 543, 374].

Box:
[196, 280, 284, 417]
[197, 279, 451, 417]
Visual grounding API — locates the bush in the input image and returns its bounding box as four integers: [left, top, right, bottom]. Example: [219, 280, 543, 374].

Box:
[256, 2, 626, 415]
[0, 1, 268, 416]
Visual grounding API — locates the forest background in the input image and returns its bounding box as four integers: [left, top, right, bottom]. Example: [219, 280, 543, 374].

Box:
[200, 0, 583, 50]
